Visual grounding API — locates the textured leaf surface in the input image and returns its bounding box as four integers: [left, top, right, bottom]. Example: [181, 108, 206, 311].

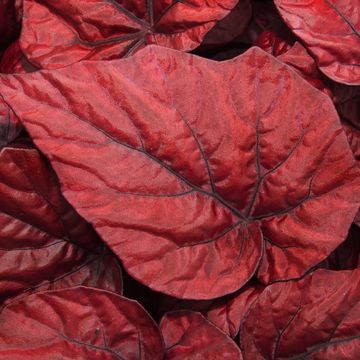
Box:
[0, 287, 163, 359]
[1, 46, 359, 299]
[240, 269, 360, 359]
[276, 42, 330, 93]
[0, 146, 122, 300]
[205, 285, 263, 338]
[158, 285, 262, 338]
[20, 0, 238, 69]
[275, 0, 360, 85]
[160, 310, 242, 359]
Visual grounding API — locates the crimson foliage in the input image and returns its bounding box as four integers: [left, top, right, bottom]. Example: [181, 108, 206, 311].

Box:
[0, 1, 359, 358]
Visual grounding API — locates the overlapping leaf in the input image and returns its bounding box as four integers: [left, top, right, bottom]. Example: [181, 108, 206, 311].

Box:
[0, 287, 164, 359]
[0, 97, 22, 147]
[19, 0, 238, 69]
[0, 46, 359, 299]
[275, 0, 360, 85]
[0, 145, 122, 300]
[160, 310, 242, 359]
[240, 269, 360, 359]
[158, 285, 263, 338]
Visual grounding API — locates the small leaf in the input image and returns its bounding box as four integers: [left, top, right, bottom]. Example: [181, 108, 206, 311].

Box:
[275, 0, 360, 85]
[240, 269, 360, 359]
[20, 0, 238, 69]
[0, 287, 164, 359]
[160, 310, 242, 359]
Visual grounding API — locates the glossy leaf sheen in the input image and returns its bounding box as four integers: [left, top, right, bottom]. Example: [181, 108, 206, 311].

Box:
[20, 0, 238, 69]
[275, 0, 360, 85]
[1, 46, 359, 299]
[160, 310, 242, 359]
[240, 269, 360, 359]
[0, 146, 122, 300]
[0, 287, 164, 359]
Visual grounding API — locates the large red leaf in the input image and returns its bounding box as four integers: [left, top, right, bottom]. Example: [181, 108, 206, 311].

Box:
[0, 145, 122, 300]
[0, 286, 164, 359]
[240, 269, 360, 359]
[20, 0, 238, 69]
[275, 0, 360, 85]
[1, 46, 359, 299]
[160, 310, 242, 359]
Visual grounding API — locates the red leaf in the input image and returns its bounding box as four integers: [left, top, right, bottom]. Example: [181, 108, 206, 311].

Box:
[160, 310, 242, 359]
[206, 285, 263, 338]
[276, 42, 331, 94]
[258, 41, 360, 224]
[275, 0, 360, 85]
[156, 285, 262, 338]
[1, 46, 359, 299]
[0, 287, 164, 359]
[20, 0, 238, 69]
[240, 269, 360, 359]
[0, 146, 122, 300]
[2, 247, 124, 308]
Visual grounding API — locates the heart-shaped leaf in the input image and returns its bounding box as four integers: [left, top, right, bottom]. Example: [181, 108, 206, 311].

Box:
[0, 46, 359, 299]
